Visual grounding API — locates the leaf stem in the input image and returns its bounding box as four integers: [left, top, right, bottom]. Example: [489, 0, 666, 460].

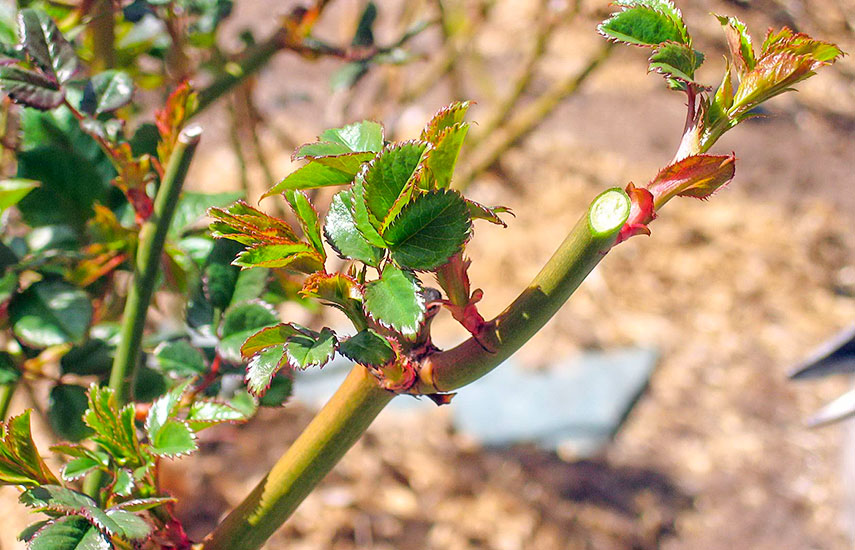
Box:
[201, 187, 629, 550]
[108, 127, 202, 403]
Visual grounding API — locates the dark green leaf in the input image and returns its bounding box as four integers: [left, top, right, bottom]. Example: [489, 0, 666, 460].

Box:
[48, 385, 92, 442]
[424, 122, 468, 189]
[16, 145, 110, 230]
[154, 340, 207, 376]
[28, 516, 111, 550]
[0, 352, 20, 385]
[323, 189, 385, 266]
[362, 141, 428, 226]
[80, 71, 133, 115]
[383, 189, 471, 271]
[0, 66, 63, 109]
[285, 327, 337, 370]
[133, 365, 167, 402]
[339, 329, 395, 366]
[363, 264, 425, 337]
[245, 344, 286, 397]
[352, 2, 377, 47]
[229, 267, 268, 306]
[18, 520, 49, 543]
[258, 375, 292, 407]
[598, 1, 688, 47]
[60, 340, 113, 376]
[218, 301, 279, 363]
[10, 280, 92, 348]
[0, 178, 39, 212]
[18, 9, 80, 83]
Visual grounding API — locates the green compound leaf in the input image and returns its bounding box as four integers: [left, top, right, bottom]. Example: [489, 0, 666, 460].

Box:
[284, 327, 337, 370]
[10, 280, 92, 348]
[0, 66, 64, 109]
[598, 1, 688, 47]
[80, 71, 134, 115]
[240, 322, 304, 358]
[648, 42, 704, 83]
[28, 516, 111, 550]
[362, 141, 429, 226]
[284, 190, 325, 259]
[424, 122, 469, 189]
[154, 340, 207, 376]
[363, 264, 425, 337]
[217, 301, 279, 363]
[383, 189, 472, 271]
[17, 9, 80, 84]
[421, 101, 471, 143]
[0, 178, 39, 213]
[339, 329, 395, 367]
[0, 410, 59, 486]
[245, 344, 287, 397]
[324, 189, 385, 266]
[47, 384, 92, 442]
[232, 243, 323, 272]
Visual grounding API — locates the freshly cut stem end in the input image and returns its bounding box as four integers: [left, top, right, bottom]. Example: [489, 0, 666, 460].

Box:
[589, 188, 631, 236]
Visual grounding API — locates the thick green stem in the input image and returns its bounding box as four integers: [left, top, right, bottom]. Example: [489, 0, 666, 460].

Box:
[0, 380, 16, 419]
[108, 127, 202, 403]
[195, 32, 285, 115]
[201, 187, 629, 550]
[201, 365, 394, 550]
[415, 187, 630, 392]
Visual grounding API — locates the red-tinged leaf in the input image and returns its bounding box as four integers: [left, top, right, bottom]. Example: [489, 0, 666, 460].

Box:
[0, 66, 64, 110]
[715, 15, 755, 74]
[0, 410, 60, 487]
[300, 271, 366, 324]
[761, 27, 843, 61]
[209, 201, 299, 245]
[240, 323, 305, 358]
[617, 182, 655, 244]
[233, 243, 324, 271]
[424, 122, 469, 189]
[155, 81, 198, 162]
[421, 101, 471, 143]
[466, 200, 513, 227]
[648, 154, 736, 206]
[426, 393, 455, 406]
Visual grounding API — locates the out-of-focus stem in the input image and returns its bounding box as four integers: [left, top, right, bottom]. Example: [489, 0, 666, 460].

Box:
[456, 44, 613, 189]
[0, 380, 16, 420]
[88, 0, 115, 71]
[108, 127, 202, 403]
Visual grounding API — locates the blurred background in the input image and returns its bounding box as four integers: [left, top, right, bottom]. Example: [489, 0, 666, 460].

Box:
[3, 0, 855, 548]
